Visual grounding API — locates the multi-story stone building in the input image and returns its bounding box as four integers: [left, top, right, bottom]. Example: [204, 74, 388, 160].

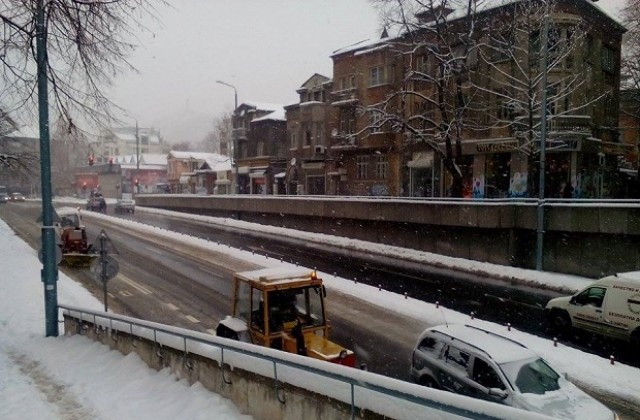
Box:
[284, 74, 334, 195]
[327, 0, 626, 198]
[232, 102, 287, 194]
[97, 126, 165, 164]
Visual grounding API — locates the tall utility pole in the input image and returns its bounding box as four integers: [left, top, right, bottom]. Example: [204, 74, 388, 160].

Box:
[135, 120, 140, 193]
[536, 1, 551, 271]
[36, 0, 59, 336]
[216, 80, 239, 194]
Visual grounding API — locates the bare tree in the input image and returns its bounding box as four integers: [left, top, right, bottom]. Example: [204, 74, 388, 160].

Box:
[478, 0, 605, 196]
[197, 111, 232, 155]
[620, 0, 640, 184]
[1, 0, 164, 132]
[368, 0, 488, 197]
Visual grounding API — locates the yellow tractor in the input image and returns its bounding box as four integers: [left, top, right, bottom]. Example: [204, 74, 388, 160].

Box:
[216, 267, 355, 367]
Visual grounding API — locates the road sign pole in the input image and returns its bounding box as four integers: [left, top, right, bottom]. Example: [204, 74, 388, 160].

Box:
[100, 232, 108, 312]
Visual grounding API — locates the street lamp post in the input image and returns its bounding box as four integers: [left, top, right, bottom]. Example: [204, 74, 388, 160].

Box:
[216, 80, 239, 194]
[536, 1, 551, 271]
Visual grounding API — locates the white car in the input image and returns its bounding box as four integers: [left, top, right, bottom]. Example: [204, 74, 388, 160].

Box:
[410, 324, 617, 420]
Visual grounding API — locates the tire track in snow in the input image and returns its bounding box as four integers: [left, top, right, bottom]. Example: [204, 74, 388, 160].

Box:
[8, 350, 95, 420]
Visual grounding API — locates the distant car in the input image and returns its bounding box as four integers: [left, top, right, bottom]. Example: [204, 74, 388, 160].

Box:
[86, 191, 106, 213]
[115, 193, 135, 214]
[0, 193, 8, 203]
[410, 324, 617, 420]
[9, 192, 25, 202]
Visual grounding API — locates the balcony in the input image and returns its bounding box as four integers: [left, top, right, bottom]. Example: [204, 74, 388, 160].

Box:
[232, 128, 248, 141]
[330, 88, 358, 106]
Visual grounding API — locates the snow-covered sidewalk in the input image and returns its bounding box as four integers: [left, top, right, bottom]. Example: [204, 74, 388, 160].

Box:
[0, 218, 250, 420]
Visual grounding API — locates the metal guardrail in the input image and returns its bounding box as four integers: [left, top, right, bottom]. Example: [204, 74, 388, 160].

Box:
[59, 304, 550, 420]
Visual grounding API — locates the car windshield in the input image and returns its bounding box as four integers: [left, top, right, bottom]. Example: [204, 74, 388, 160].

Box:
[500, 357, 560, 395]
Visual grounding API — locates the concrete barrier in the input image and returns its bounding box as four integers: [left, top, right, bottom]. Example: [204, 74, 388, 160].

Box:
[134, 195, 640, 278]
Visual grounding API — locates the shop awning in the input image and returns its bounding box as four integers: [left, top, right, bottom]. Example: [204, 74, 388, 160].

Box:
[249, 170, 266, 178]
[407, 152, 434, 168]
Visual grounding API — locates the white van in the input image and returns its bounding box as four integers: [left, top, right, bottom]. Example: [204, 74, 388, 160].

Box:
[545, 272, 640, 350]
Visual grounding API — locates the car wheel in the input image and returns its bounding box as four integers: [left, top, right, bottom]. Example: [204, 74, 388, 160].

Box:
[548, 310, 571, 335]
[631, 329, 640, 354]
[419, 376, 439, 389]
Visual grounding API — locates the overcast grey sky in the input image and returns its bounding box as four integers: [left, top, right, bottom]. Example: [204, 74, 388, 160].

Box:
[108, 0, 626, 145]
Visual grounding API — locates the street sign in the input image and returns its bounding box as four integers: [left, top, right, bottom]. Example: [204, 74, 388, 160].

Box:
[38, 246, 63, 266]
[90, 256, 119, 283]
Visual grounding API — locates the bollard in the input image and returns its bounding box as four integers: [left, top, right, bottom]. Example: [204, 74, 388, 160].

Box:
[354, 277, 357, 284]
[470, 311, 475, 320]
[507, 323, 511, 331]
[435, 301, 439, 308]
[378, 284, 382, 291]
[610, 355, 615, 365]
[553, 337, 558, 347]
[404, 292, 408, 299]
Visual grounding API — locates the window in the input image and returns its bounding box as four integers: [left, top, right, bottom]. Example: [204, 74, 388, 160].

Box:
[602, 46, 615, 73]
[584, 34, 594, 62]
[472, 358, 505, 390]
[315, 123, 324, 146]
[356, 155, 368, 180]
[370, 65, 384, 87]
[375, 155, 388, 179]
[290, 130, 297, 149]
[574, 287, 606, 308]
[444, 345, 470, 373]
[339, 107, 356, 135]
[370, 111, 382, 133]
[418, 336, 446, 356]
[303, 124, 312, 147]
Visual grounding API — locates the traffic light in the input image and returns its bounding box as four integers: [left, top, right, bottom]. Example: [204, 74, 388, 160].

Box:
[88, 153, 94, 166]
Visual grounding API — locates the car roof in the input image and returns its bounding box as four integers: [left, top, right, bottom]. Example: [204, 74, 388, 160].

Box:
[424, 324, 537, 364]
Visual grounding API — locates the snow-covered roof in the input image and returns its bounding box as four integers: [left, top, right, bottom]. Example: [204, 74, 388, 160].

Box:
[200, 156, 232, 172]
[139, 154, 167, 166]
[239, 102, 283, 112]
[168, 151, 230, 164]
[252, 107, 286, 122]
[332, 0, 624, 57]
[111, 127, 162, 145]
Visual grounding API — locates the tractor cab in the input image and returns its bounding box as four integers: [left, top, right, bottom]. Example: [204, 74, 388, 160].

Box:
[217, 267, 355, 367]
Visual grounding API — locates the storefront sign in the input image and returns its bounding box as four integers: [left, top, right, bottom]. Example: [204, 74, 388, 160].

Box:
[475, 140, 518, 153]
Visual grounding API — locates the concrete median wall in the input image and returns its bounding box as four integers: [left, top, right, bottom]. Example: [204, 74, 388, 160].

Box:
[135, 195, 640, 278]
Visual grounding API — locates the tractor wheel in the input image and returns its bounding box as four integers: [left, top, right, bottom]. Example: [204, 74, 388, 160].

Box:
[419, 376, 439, 389]
[548, 310, 571, 335]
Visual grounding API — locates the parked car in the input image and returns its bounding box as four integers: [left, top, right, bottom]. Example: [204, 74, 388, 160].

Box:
[410, 324, 617, 420]
[86, 191, 106, 213]
[0, 192, 8, 203]
[9, 192, 25, 202]
[545, 272, 640, 351]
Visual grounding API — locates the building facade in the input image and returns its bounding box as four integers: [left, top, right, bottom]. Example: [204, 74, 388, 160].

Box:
[232, 102, 287, 194]
[325, 0, 626, 198]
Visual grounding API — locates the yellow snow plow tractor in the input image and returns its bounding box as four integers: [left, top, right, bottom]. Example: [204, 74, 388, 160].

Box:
[55, 207, 98, 267]
[216, 267, 356, 367]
